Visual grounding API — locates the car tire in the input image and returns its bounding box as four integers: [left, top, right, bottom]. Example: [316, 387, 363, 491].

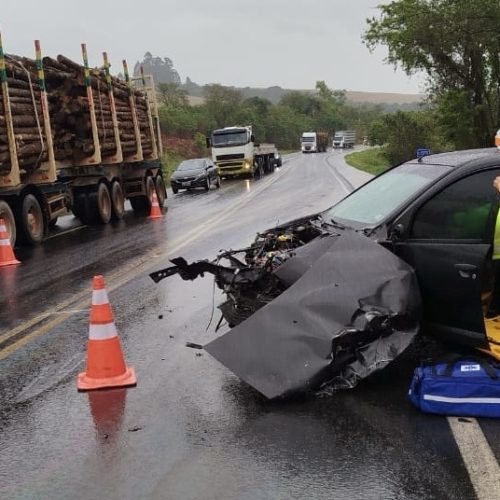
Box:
[216, 176, 221, 189]
[19, 193, 45, 245]
[172, 185, 178, 194]
[205, 177, 211, 191]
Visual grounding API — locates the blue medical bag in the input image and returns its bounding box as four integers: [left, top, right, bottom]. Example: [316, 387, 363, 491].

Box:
[409, 357, 500, 418]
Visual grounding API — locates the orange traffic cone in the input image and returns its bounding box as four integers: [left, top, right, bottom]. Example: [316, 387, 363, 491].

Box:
[77, 275, 136, 391]
[148, 191, 163, 219]
[0, 218, 20, 268]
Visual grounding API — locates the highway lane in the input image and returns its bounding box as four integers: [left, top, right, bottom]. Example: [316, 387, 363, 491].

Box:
[0, 149, 497, 500]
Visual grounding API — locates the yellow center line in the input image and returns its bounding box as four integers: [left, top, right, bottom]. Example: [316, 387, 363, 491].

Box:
[0, 169, 287, 359]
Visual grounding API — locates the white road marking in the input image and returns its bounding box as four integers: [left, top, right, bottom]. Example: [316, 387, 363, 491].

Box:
[448, 417, 500, 500]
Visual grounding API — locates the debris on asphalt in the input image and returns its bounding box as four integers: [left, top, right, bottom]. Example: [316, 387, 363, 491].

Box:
[127, 426, 142, 432]
[195, 352, 203, 357]
[151, 215, 421, 399]
[158, 314, 164, 319]
[186, 342, 204, 350]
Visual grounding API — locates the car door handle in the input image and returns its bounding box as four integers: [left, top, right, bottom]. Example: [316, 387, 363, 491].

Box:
[455, 263, 478, 279]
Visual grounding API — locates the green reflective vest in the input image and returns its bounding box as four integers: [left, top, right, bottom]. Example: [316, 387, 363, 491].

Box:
[494, 208, 500, 260]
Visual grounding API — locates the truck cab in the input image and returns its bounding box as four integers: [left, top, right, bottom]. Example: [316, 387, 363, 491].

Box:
[301, 132, 317, 153]
[209, 126, 255, 177]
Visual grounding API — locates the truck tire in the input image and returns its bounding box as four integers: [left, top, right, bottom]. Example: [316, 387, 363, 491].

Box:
[155, 175, 167, 207]
[0, 200, 16, 247]
[96, 182, 112, 224]
[19, 194, 44, 245]
[131, 176, 155, 215]
[111, 181, 125, 220]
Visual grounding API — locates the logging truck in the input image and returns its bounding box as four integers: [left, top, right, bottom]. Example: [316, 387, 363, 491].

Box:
[0, 34, 164, 246]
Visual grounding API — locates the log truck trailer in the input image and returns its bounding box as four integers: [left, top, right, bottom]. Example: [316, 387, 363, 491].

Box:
[207, 126, 276, 178]
[0, 33, 164, 247]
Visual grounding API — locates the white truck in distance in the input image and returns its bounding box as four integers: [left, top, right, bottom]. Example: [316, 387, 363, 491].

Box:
[208, 126, 276, 178]
[333, 130, 356, 149]
[301, 131, 328, 153]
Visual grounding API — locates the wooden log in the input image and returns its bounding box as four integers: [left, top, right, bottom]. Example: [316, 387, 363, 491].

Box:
[8, 87, 37, 99]
[56, 54, 83, 74]
[0, 115, 38, 127]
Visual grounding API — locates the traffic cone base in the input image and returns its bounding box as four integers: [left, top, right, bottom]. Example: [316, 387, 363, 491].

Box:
[148, 191, 163, 219]
[77, 366, 136, 391]
[0, 218, 20, 267]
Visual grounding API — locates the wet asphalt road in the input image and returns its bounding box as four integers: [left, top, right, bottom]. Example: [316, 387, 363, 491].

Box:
[0, 149, 499, 499]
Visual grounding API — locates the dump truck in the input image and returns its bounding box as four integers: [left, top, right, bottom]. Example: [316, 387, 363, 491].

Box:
[332, 130, 356, 149]
[301, 131, 329, 153]
[0, 33, 164, 246]
[207, 126, 276, 178]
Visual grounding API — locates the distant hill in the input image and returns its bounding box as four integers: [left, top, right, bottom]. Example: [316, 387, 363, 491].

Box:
[182, 78, 423, 108]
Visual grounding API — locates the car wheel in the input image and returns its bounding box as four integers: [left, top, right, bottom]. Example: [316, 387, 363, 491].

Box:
[216, 176, 221, 189]
[172, 185, 178, 194]
[205, 177, 211, 191]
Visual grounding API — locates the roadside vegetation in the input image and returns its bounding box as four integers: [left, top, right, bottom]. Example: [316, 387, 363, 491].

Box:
[345, 148, 391, 176]
[141, 0, 498, 172]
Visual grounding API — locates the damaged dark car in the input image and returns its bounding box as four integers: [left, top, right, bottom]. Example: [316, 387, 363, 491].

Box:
[151, 148, 500, 399]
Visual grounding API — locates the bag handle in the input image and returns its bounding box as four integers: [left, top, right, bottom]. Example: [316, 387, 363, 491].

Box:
[441, 355, 498, 380]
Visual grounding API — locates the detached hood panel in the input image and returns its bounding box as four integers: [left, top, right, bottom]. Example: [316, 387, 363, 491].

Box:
[205, 231, 421, 399]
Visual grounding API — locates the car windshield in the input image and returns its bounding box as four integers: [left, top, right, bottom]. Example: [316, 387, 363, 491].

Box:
[324, 162, 452, 227]
[177, 159, 205, 171]
[212, 131, 248, 147]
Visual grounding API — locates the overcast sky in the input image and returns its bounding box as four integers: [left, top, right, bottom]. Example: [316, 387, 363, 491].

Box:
[1, 0, 424, 93]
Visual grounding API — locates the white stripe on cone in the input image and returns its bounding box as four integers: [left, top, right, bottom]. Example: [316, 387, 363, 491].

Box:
[0, 238, 11, 246]
[92, 289, 110, 305]
[89, 322, 118, 341]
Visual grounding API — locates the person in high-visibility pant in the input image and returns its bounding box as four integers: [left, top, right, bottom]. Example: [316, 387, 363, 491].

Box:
[483, 176, 500, 360]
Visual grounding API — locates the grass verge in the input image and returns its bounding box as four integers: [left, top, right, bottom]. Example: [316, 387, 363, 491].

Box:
[345, 147, 391, 176]
[161, 152, 185, 185]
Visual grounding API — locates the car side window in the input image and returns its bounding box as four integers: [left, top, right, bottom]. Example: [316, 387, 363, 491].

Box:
[411, 169, 500, 240]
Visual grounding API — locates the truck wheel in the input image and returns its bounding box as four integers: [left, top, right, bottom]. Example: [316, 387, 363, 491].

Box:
[111, 181, 125, 220]
[96, 183, 112, 224]
[155, 175, 167, 207]
[131, 177, 155, 215]
[216, 176, 221, 189]
[0, 200, 16, 247]
[19, 194, 44, 245]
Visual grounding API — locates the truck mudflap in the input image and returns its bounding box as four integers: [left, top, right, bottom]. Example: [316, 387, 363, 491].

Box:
[151, 229, 421, 399]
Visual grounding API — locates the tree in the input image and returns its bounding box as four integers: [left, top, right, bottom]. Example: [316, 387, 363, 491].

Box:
[158, 83, 188, 109]
[364, 0, 500, 147]
[134, 53, 181, 85]
[202, 84, 243, 127]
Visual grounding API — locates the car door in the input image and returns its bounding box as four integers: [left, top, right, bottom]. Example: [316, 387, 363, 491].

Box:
[392, 168, 500, 348]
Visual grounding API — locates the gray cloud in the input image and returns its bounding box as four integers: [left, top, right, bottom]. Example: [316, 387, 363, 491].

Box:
[1, 0, 423, 93]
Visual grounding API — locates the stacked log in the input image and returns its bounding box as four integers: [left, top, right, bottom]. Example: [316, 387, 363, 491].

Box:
[134, 92, 154, 157]
[1, 51, 155, 170]
[0, 55, 48, 174]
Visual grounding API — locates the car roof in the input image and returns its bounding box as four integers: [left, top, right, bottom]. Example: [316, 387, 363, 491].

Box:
[405, 148, 500, 168]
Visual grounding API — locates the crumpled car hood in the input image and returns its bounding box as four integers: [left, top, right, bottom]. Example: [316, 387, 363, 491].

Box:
[204, 231, 421, 399]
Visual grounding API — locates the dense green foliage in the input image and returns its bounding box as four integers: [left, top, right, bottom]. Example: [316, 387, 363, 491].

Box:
[365, 0, 500, 149]
[157, 80, 389, 150]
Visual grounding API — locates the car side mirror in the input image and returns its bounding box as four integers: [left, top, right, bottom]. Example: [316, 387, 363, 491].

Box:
[391, 223, 405, 240]
[206, 137, 211, 148]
